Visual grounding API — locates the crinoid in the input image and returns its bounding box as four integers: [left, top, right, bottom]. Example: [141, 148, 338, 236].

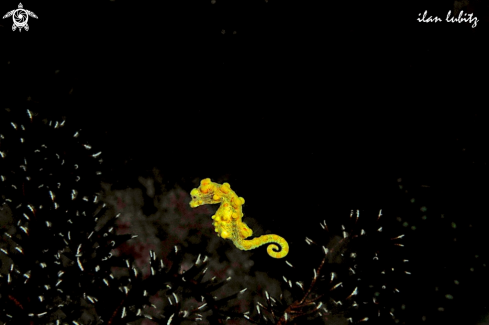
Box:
[251, 209, 410, 324]
[0, 108, 109, 322]
[0, 109, 247, 324]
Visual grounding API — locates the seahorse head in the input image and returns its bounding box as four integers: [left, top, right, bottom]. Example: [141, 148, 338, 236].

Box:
[190, 178, 220, 207]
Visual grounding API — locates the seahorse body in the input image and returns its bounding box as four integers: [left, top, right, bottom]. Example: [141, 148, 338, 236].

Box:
[189, 178, 289, 258]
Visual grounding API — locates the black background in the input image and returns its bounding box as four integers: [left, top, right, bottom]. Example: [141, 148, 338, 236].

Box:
[1, 0, 489, 323]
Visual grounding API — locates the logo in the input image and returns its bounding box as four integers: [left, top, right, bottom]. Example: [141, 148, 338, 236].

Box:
[3, 3, 38, 32]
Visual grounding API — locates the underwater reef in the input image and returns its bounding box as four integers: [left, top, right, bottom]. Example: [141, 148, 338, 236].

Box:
[0, 109, 409, 324]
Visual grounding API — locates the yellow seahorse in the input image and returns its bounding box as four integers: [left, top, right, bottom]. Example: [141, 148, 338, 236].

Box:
[189, 178, 289, 258]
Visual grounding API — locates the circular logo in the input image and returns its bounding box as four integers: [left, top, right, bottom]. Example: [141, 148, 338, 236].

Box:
[2, 3, 38, 32]
[13, 9, 28, 28]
